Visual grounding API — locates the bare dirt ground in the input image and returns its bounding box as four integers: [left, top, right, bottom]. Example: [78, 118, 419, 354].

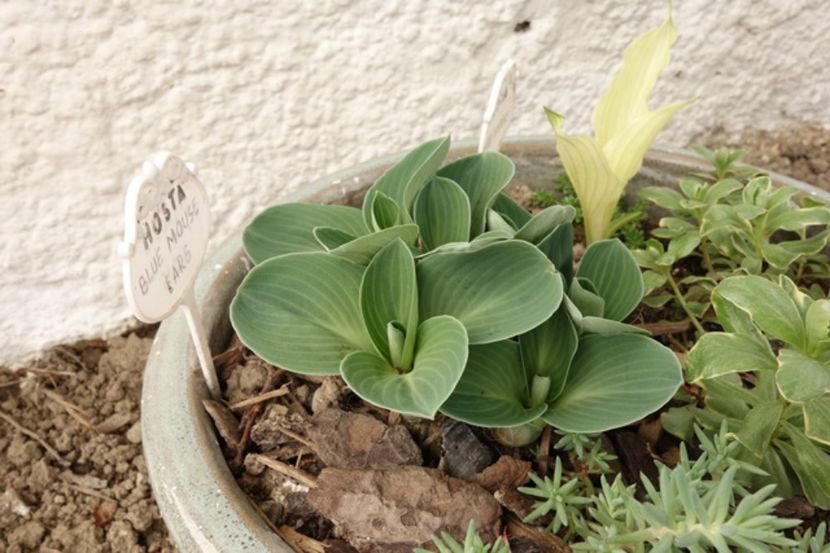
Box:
[0, 123, 828, 553]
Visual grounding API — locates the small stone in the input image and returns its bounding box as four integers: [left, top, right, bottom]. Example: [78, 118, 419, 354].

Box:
[311, 377, 347, 413]
[471, 455, 530, 492]
[8, 520, 46, 549]
[95, 412, 132, 433]
[441, 419, 494, 479]
[29, 458, 53, 488]
[7, 436, 43, 466]
[307, 408, 422, 469]
[225, 361, 268, 404]
[125, 421, 142, 444]
[106, 520, 140, 552]
[0, 488, 31, 518]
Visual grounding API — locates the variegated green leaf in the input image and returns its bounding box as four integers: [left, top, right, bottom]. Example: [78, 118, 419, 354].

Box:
[734, 401, 783, 457]
[686, 332, 777, 382]
[243, 203, 368, 264]
[776, 349, 830, 403]
[804, 396, 830, 446]
[230, 252, 373, 375]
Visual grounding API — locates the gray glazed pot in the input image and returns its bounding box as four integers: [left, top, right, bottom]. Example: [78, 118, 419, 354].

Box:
[141, 137, 829, 552]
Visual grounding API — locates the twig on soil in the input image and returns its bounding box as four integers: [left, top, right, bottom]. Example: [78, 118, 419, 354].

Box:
[505, 513, 571, 552]
[4, 366, 76, 377]
[63, 483, 113, 502]
[0, 379, 23, 388]
[229, 385, 290, 411]
[233, 370, 285, 467]
[250, 454, 318, 488]
[54, 346, 88, 372]
[538, 425, 552, 476]
[275, 425, 318, 452]
[276, 525, 327, 553]
[41, 388, 97, 431]
[0, 408, 69, 466]
[635, 319, 692, 336]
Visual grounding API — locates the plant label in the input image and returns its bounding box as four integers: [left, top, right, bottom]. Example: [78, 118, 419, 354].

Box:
[118, 152, 219, 397]
[478, 59, 517, 153]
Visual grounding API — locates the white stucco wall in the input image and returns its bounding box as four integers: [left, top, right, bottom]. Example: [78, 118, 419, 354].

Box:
[1, 0, 828, 363]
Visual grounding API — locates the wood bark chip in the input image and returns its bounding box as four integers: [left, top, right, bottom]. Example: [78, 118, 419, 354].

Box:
[440, 419, 494, 478]
[202, 399, 241, 446]
[505, 513, 571, 553]
[309, 466, 501, 553]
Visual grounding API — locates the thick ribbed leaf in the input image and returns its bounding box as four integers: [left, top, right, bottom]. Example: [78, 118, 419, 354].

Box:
[536, 223, 574, 283]
[776, 349, 830, 403]
[441, 340, 547, 427]
[230, 252, 373, 375]
[413, 177, 471, 250]
[576, 239, 644, 320]
[330, 224, 419, 265]
[804, 397, 830, 445]
[686, 332, 777, 382]
[437, 152, 515, 237]
[362, 136, 451, 228]
[734, 401, 783, 457]
[579, 317, 649, 335]
[569, 277, 605, 318]
[714, 276, 805, 347]
[371, 191, 402, 230]
[313, 226, 355, 249]
[360, 240, 418, 365]
[417, 240, 563, 344]
[340, 315, 467, 418]
[492, 193, 532, 228]
[514, 205, 576, 244]
[519, 306, 578, 399]
[543, 334, 682, 433]
[243, 203, 368, 264]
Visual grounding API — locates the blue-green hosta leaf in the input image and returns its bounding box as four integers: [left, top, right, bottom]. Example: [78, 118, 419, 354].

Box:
[804, 396, 830, 446]
[417, 240, 563, 344]
[579, 317, 649, 335]
[776, 349, 830, 403]
[536, 223, 574, 284]
[360, 240, 418, 365]
[437, 152, 515, 238]
[487, 209, 517, 233]
[244, 203, 368, 264]
[330, 224, 419, 265]
[440, 340, 547, 427]
[313, 226, 356, 249]
[230, 253, 373, 375]
[492, 193, 532, 228]
[733, 401, 784, 457]
[362, 136, 451, 228]
[777, 425, 830, 509]
[568, 277, 605, 318]
[686, 332, 777, 382]
[576, 239, 644, 321]
[514, 205, 576, 244]
[715, 276, 805, 348]
[519, 306, 578, 399]
[340, 315, 467, 418]
[370, 191, 402, 230]
[542, 334, 682, 433]
[413, 177, 472, 250]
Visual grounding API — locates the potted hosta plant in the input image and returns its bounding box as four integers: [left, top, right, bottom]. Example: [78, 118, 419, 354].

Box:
[141, 5, 830, 552]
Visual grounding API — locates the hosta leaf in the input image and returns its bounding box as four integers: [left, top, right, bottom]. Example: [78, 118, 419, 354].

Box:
[244, 203, 368, 264]
[777, 425, 830, 509]
[543, 334, 682, 433]
[514, 205, 576, 244]
[776, 349, 830, 403]
[313, 226, 355, 249]
[536, 223, 575, 284]
[519, 306, 578, 399]
[418, 240, 563, 344]
[230, 253, 373, 375]
[441, 340, 547, 427]
[492, 193, 532, 228]
[715, 276, 805, 347]
[569, 277, 605, 318]
[579, 317, 649, 335]
[330, 224, 419, 265]
[576, 239, 644, 321]
[686, 332, 777, 382]
[804, 396, 830, 446]
[413, 177, 471, 250]
[437, 152, 515, 237]
[360, 240, 418, 365]
[371, 191, 402, 230]
[341, 315, 468, 418]
[733, 401, 783, 457]
[362, 136, 450, 228]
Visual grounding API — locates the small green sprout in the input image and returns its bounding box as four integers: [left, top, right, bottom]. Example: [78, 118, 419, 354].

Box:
[414, 520, 510, 553]
[518, 457, 592, 533]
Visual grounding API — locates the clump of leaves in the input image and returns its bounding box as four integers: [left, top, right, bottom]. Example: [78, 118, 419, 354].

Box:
[663, 274, 830, 509]
[414, 520, 510, 553]
[523, 424, 802, 551]
[545, 5, 692, 243]
[232, 135, 681, 443]
[788, 522, 830, 553]
[555, 432, 616, 475]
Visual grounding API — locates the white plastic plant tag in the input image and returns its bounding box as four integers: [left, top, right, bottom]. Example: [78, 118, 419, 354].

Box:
[118, 152, 220, 398]
[478, 59, 517, 152]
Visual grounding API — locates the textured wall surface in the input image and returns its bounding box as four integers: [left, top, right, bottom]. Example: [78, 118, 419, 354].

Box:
[1, 0, 828, 363]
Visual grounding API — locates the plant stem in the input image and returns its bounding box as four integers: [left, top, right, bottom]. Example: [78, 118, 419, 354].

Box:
[667, 271, 705, 335]
[700, 238, 716, 275]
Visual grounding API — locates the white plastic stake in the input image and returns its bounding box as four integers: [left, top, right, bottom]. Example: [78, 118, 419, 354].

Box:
[118, 152, 220, 398]
[478, 59, 517, 153]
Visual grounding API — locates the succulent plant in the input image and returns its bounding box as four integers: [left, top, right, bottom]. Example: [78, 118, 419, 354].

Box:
[414, 520, 510, 553]
[519, 457, 592, 533]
